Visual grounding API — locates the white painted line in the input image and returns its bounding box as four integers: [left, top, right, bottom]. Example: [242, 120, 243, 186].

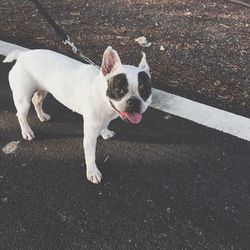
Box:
[0, 40, 29, 56]
[151, 89, 250, 141]
[1, 40, 250, 142]
[2, 141, 20, 154]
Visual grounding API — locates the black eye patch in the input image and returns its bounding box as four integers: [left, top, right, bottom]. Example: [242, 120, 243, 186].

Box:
[106, 73, 129, 101]
[138, 71, 152, 101]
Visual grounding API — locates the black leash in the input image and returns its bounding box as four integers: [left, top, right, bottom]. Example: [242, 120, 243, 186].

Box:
[30, 0, 98, 66]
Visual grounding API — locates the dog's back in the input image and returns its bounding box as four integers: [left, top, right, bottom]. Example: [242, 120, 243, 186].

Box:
[7, 49, 99, 112]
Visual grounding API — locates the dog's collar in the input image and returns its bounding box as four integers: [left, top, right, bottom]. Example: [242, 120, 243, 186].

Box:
[109, 100, 129, 123]
[109, 100, 120, 113]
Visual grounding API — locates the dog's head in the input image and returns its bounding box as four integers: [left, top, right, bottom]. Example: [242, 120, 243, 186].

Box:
[101, 46, 152, 124]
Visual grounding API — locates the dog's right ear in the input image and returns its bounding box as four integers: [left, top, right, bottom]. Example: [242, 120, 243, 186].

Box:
[101, 46, 122, 76]
[138, 52, 150, 77]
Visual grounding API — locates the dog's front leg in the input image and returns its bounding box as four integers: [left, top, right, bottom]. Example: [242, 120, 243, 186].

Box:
[83, 125, 102, 184]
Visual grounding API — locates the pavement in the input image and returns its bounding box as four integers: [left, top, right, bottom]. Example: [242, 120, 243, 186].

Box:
[1, 55, 250, 250]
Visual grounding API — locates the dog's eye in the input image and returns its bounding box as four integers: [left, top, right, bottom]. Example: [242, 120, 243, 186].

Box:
[138, 84, 151, 100]
[139, 85, 149, 92]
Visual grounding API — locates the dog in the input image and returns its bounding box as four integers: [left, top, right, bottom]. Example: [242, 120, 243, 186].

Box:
[3, 46, 152, 184]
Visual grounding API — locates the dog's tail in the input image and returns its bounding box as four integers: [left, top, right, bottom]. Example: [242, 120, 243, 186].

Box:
[3, 50, 22, 63]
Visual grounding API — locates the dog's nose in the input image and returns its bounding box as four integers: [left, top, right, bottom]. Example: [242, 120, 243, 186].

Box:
[126, 97, 141, 112]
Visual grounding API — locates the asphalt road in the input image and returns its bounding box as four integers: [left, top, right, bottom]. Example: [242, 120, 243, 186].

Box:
[1, 55, 250, 250]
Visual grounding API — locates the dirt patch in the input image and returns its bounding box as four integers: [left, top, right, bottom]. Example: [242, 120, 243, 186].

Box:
[0, 0, 249, 116]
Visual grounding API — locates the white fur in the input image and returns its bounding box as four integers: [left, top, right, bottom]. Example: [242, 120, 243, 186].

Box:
[5, 47, 151, 184]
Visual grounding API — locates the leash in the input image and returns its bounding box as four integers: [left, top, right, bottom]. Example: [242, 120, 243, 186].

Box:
[30, 0, 98, 66]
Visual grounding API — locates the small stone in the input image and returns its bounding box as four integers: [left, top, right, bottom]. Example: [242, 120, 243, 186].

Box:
[1, 197, 8, 202]
[164, 114, 172, 120]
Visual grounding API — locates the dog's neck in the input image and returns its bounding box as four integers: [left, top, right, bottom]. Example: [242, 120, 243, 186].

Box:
[93, 72, 118, 117]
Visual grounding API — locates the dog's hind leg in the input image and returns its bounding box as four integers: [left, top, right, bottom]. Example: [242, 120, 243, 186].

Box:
[9, 67, 36, 140]
[13, 93, 35, 141]
[32, 91, 51, 122]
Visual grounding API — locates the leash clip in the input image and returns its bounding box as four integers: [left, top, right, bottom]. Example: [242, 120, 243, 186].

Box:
[63, 36, 78, 53]
[63, 36, 98, 67]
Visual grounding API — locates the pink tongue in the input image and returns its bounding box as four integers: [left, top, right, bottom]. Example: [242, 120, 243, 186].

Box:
[120, 112, 142, 124]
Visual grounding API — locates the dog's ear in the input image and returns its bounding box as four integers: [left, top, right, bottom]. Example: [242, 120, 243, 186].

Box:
[138, 52, 150, 77]
[101, 46, 122, 76]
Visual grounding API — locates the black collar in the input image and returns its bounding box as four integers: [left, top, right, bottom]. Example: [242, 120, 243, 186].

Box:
[109, 100, 130, 123]
[109, 100, 120, 113]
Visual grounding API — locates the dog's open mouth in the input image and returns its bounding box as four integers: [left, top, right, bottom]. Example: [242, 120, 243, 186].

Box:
[119, 112, 142, 124]
[109, 100, 142, 124]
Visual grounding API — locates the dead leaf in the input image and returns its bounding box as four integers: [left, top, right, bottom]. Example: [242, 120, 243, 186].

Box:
[160, 45, 165, 51]
[135, 36, 152, 47]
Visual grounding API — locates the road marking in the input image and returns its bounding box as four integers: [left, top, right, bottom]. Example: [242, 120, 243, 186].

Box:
[0, 40, 29, 56]
[2, 141, 20, 154]
[151, 89, 250, 141]
[1, 40, 250, 142]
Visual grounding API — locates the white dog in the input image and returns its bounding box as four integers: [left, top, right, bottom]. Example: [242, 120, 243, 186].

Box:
[4, 47, 152, 184]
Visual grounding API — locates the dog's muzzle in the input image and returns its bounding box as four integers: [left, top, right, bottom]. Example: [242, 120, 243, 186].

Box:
[109, 99, 142, 124]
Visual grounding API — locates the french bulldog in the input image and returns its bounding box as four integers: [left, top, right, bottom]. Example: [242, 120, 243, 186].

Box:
[3, 46, 152, 184]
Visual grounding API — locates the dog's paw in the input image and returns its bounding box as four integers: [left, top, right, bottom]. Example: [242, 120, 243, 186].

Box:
[86, 168, 102, 184]
[38, 113, 51, 122]
[22, 130, 35, 141]
[101, 129, 116, 140]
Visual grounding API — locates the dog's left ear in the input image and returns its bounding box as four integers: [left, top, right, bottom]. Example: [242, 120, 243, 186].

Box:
[138, 52, 150, 77]
[101, 46, 122, 76]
